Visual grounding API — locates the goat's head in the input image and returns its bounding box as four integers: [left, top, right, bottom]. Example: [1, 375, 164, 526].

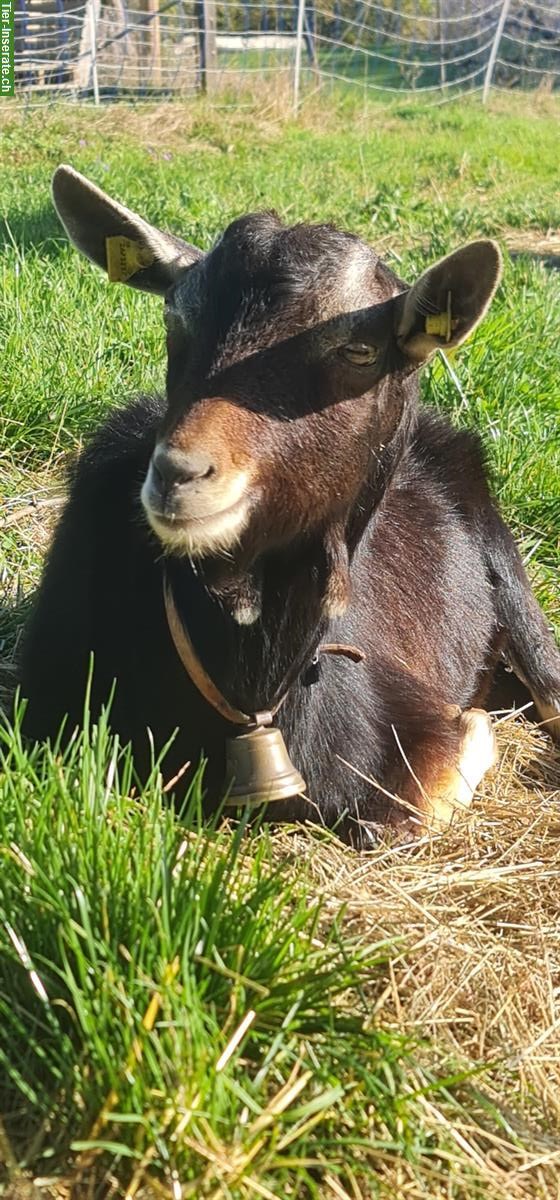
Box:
[52, 166, 502, 622]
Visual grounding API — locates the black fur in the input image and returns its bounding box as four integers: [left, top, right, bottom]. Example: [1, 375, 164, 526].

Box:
[19, 213, 560, 844]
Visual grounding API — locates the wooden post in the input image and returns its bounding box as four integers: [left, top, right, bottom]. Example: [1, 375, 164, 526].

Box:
[147, 0, 161, 89]
[195, 0, 217, 93]
[76, 0, 100, 91]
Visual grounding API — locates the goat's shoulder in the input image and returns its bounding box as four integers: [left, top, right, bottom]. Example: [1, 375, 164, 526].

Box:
[19, 395, 165, 739]
[74, 393, 165, 486]
[362, 404, 494, 588]
[54, 393, 165, 550]
[403, 405, 492, 511]
[46, 393, 164, 572]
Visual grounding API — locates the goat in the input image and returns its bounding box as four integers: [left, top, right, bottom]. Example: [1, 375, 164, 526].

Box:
[19, 165, 560, 844]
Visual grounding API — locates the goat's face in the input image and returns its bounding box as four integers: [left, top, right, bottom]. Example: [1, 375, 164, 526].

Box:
[142, 215, 407, 562]
[52, 166, 502, 587]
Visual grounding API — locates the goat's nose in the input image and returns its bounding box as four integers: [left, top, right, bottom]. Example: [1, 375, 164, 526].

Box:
[152, 445, 216, 490]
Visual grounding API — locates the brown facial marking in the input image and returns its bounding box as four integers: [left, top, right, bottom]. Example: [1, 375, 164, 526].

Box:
[164, 397, 255, 483]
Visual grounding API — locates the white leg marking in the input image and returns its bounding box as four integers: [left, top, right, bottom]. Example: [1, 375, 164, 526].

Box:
[455, 708, 499, 806]
[429, 708, 498, 830]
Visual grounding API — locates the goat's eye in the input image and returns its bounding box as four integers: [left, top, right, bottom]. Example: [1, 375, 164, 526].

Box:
[341, 343, 378, 366]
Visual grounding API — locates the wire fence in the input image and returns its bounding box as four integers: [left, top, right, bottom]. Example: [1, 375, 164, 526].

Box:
[12, 0, 560, 107]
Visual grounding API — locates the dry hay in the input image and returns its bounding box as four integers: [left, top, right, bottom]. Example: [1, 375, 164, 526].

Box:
[272, 717, 560, 1199]
[504, 229, 560, 271]
[0, 474, 64, 713]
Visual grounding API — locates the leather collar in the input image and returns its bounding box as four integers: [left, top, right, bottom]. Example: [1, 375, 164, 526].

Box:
[163, 570, 365, 729]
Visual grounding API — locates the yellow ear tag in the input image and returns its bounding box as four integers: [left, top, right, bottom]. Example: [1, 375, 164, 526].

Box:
[425, 291, 455, 343]
[105, 236, 155, 283]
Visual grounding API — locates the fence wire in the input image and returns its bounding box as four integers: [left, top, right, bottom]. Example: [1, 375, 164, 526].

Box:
[11, 0, 560, 106]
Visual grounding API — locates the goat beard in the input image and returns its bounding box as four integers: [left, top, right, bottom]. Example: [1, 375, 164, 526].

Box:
[196, 523, 351, 628]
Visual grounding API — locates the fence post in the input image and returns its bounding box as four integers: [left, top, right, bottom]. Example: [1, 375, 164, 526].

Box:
[89, 0, 100, 104]
[147, 0, 161, 89]
[304, 2, 317, 68]
[195, 0, 217, 93]
[437, 0, 446, 91]
[482, 0, 511, 103]
[293, 0, 306, 114]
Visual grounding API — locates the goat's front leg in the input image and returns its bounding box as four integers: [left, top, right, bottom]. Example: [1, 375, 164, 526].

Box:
[426, 708, 498, 829]
[392, 707, 498, 837]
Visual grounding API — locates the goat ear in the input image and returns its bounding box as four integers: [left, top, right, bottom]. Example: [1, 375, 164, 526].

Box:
[52, 165, 203, 294]
[395, 240, 502, 363]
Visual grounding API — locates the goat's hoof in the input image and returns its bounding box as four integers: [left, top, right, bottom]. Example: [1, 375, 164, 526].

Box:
[534, 695, 560, 744]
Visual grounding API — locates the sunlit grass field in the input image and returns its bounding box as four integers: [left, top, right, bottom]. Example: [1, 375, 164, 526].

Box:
[0, 92, 559, 1198]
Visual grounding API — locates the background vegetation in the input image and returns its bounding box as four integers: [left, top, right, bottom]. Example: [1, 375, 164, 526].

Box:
[0, 90, 559, 1198]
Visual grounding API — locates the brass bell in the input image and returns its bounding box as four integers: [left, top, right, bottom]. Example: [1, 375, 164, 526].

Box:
[224, 725, 307, 807]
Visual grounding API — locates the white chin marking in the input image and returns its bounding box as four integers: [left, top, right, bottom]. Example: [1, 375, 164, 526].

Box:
[323, 597, 349, 620]
[233, 602, 260, 626]
[143, 497, 250, 559]
[141, 465, 252, 558]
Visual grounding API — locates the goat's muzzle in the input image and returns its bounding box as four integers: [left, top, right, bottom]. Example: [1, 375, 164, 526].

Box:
[141, 441, 252, 558]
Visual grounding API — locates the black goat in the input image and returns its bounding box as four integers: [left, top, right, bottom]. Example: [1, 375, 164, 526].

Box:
[19, 166, 560, 843]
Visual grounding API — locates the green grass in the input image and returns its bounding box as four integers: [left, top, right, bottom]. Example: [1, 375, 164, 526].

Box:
[2, 707, 553, 1199]
[0, 709, 392, 1188]
[1, 92, 559, 1197]
[0, 707, 491, 1197]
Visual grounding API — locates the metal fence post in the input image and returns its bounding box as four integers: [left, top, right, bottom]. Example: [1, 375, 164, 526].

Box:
[482, 0, 511, 103]
[147, 0, 161, 89]
[293, 0, 306, 114]
[89, 0, 100, 104]
[437, 0, 446, 91]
